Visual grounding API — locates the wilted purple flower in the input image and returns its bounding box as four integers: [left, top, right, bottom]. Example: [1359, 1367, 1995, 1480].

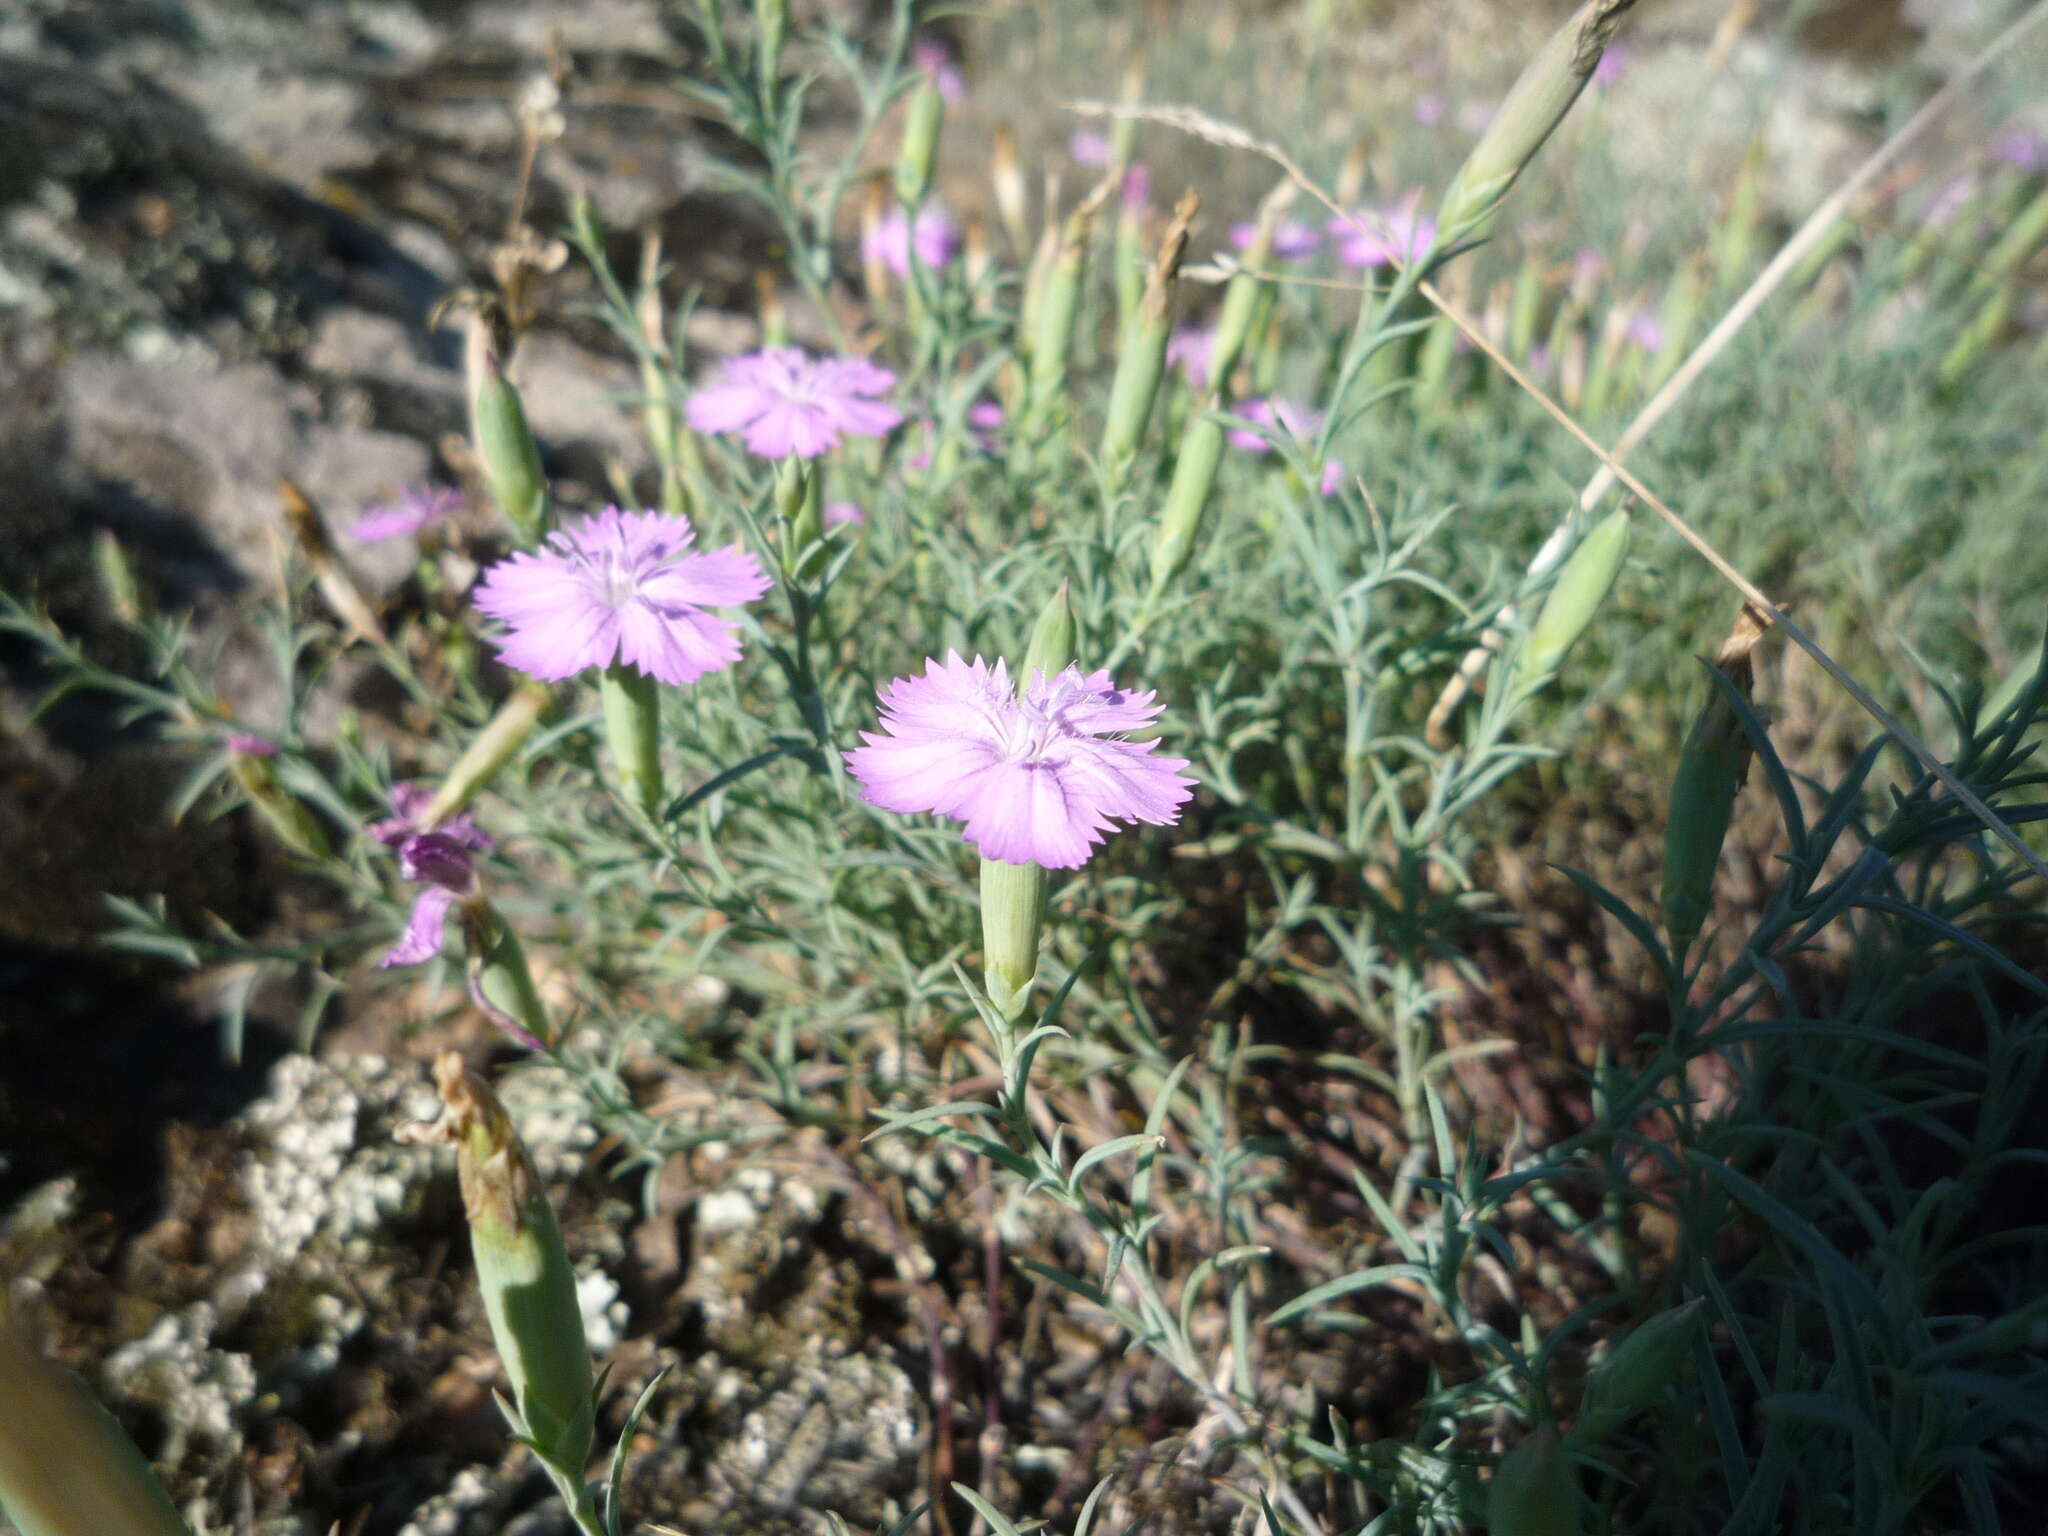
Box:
[351, 486, 463, 543]
[865, 205, 961, 277]
[1069, 128, 1114, 167]
[845, 653, 1194, 868]
[1992, 129, 2046, 172]
[1167, 326, 1215, 390]
[367, 781, 492, 855]
[368, 782, 491, 969]
[1592, 45, 1629, 87]
[1231, 219, 1321, 260]
[1228, 397, 1323, 452]
[910, 38, 966, 103]
[686, 348, 903, 459]
[227, 733, 279, 757]
[825, 501, 866, 529]
[1330, 199, 1436, 269]
[471, 508, 770, 685]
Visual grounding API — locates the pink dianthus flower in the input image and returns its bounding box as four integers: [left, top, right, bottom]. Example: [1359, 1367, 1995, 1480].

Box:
[865, 205, 961, 277]
[1329, 198, 1435, 269]
[1993, 129, 2047, 172]
[1231, 219, 1320, 260]
[906, 400, 1004, 469]
[825, 501, 866, 529]
[1229, 399, 1346, 499]
[471, 508, 770, 686]
[910, 39, 966, 102]
[1167, 326, 1215, 390]
[845, 654, 1195, 869]
[352, 486, 463, 542]
[1228, 397, 1322, 452]
[686, 348, 904, 460]
[1121, 163, 1152, 212]
[1620, 309, 1664, 352]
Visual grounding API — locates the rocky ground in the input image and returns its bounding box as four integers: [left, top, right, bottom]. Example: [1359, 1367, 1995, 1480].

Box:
[0, 0, 2014, 1532]
[0, 1, 939, 1528]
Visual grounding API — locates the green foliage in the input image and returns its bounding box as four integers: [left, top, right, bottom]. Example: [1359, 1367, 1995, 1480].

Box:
[6, 0, 2048, 1532]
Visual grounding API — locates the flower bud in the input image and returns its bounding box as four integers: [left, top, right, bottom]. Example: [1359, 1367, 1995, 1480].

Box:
[230, 740, 332, 860]
[1415, 309, 1461, 407]
[422, 682, 553, 830]
[980, 855, 1047, 1022]
[1114, 190, 1148, 334]
[1516, 504, 1630, 690]
[1708, 136, 1767, 290]
[1019, 169, 1063, 343]
[466, 317, 549, 546]
[756, 0, 788, 99]
[1509, 257, 1544, 361]
[1020, 580, 1076, 691]
[1662, 609, 1765, 955]
[860, 175, 893, 306]
[1205, 181, 1295, 403]
[964, 213, 995, 297]
[93, 530, 145, 626]
[895, 80, 946, 210]
[407, 1053, 591, 1481]
[1970, 184, 2048, 296]
[1025, 174, 1117, 430]
[1938, 283, 2015, 390]
[636, 235, 684, 511]
[461, 897, 552, 1051]
[1148, 413, 1228, 594]
[599, 663, 663, 818]
[1113, 59, 1145, 164]
[1100, 191, 1199, 490]
[782, 459, 825, 580]
[569, 192, 605, 269]
[1574, 1299, 1703, 1444]
[991, 125, 1030, 253]
[1335, 142, 1369, 208]
[756, 267, 789, 348]
[1487, 1424, 1579, 1536]
[1644, 259, 1705, 389]
[280, 478, 388, 647]
[0, 1298, 195, 1536]
[1437, 1, 1637, 243]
